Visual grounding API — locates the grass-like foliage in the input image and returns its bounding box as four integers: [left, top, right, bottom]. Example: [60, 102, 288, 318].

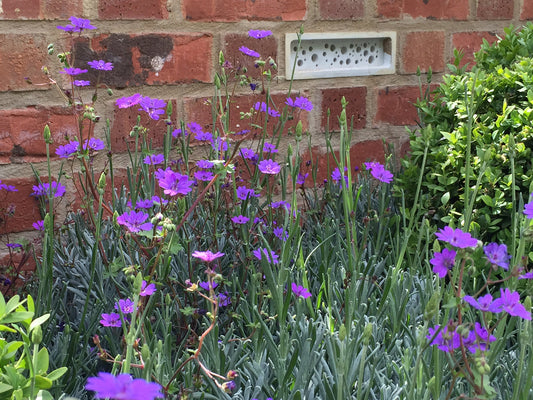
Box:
[0, 18, 532, 400]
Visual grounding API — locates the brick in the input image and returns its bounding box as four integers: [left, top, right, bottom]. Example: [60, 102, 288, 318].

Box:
[0, 177, 42, 233]
[223, 33, 277, 80]
[182, 0, 306, 22]
[402, 31, 445, 73]
[43, 0, 83, 19]
[319, 0, 365, 20]
[0, 107, 83, 162]
[299, 141, 386, 185]
[521, 0, 533, 19]
[73, 33, 212, 88]
[109, 100, 177, 153]
[378, 0, 469, 20]
[477, 0, 513, 20]
[452, 31, 498, 69]
[0, 0, 40, 19]
[184, 93, 309, 141]
[98, 0, 169, 20]
[375, 86, 421, 126]
[320, 87, 367, 132]
[0, 34, 48, 91]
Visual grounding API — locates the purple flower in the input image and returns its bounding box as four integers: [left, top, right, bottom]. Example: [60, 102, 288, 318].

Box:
[116, 93, 143, 109]
[518, 271, 533, 280]
[273, 227, 288, 241]
[212, 137, 229, 152]
[194, 171, 214, 182]
[55, 141, 79, 158]
[285, 96, 313, 111]
[140, 281, 157, 296]
[100, 313, 121, 327]
[430, 248, 457, 278]
[32, 181, 66, 198]
[331, 167, 348, 187]
[187, 122, 203, 135]
[218, 292, 231, 306]
[253, 248, 279, 264]
[235, 129, 250, 136]
[196, 159, 214, 169]
[258, 159, 281, 175]
[524, 199, 533, 219]
[464, 322, 496, 354]
[73, 80, 91, 86]
[195, 131, 213, 142]
[6, 243, 22, 249]
[489, 288, 531, 320]
[57, 17, 96, 33]
[84, 138, 105, 151]
[263, 142, 278, 153]
[231, 215, 250, 224]
[363, 161, 381, 171]
[427, 324, 461, 352]
[254, 101, 280, 117]
[172, 128, 183, 138]
[156, 168, 194, 196]
[114, 298, 135, 314]
[129, 198, 154, 209]
[463, 293, 494, 312]
[291, 282, 311, 299]
[296, 173, 308, 185]
[192, 250, 225, 263]
[138, 96, 167, 120]
[270, 200, 291, 210]
[250, 83, 258, 92]
[85, 372, 163, 400]
[239, 46, 261, 58]
[199, 281, 219, 291]
[240, 147, 257, 160]
[370, 164, 393, 183]
[88, 60, 114, 71]
[236, 186, 260, 200]
[32, 220, 45, 231]
[248, 29, 273, 39]
[143, 154, 165, 165]
[151, 195, 168, 206]
[116, 210, 153, 233]
[0, 182, 17, 192]
[435, 226, 478, 249]
[483, 242, 510, 270]
[60, 67, 88, 76]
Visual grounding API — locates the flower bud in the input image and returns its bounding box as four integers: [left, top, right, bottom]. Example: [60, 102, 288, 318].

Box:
[363, 322, 373, 345]
[295, 120, 303, 141]
[43, 124, 52, 144]
[339, 323, 347, 341]
[219, 50, 225, 66]
[31, 325, 43, 345]
[97, 171, 106, 194]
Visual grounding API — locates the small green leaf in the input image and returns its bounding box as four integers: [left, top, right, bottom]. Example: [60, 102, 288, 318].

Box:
[0, 382, 13, 393]
[441, 192, 450, 206]
[35, 348, 49, 375]
[34, 375, 52, 390]
[36, 390, 54, 400]
[29, 314, 50, 333]
[46, 367, 67, 382]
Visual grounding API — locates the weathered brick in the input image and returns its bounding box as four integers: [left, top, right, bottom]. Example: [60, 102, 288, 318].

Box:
[521, 0, 533, 19]
[0, 107, 83, 162]
[223, 33, 277, 80]
[378, 0, 469, 20]
[0, 177, 42, 233]
[43, 0, 83, 19]
[0, 34, 48, 91]
[402, 31, 445, 73]
[319, 0, 365, 20]
[320, 87, 367, 132]
[299, 141, 386, 185]
[0, 0, 40, 19]
[452, 31, 498, 68]
[184, 93, 309, 140]
[182, 0, 306, 22]
[477, 0, 513, 20]
[109, 100, 177, 153]
[98, 0, 169, 20]
[73, 33, 212, 88]
[375, 86, 421, 126]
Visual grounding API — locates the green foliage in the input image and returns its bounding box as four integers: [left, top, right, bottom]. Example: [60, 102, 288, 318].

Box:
[397, 23, 533, 243]
[0, 292, 66, 400]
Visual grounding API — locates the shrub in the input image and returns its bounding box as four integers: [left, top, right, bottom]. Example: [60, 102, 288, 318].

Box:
[397, 23, 533, 244]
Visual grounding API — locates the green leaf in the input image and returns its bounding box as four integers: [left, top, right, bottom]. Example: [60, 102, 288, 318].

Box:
[36, 390, 54, 400]
[0, 312, 34, 324]
[34, 375, 52, 390]
[440, 192, 450, 206]
[29, 314, 49, 333]
[46, 367, 67, 382]
[0, 382, 12, 393]
[34, 348, 49, 375]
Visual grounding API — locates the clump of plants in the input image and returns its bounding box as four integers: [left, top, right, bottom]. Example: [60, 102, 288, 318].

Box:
[398, 22, 533, 244]
[0, 16, 532, 400]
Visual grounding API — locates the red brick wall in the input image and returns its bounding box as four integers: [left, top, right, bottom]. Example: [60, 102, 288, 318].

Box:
[0, 0, 530, 235]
